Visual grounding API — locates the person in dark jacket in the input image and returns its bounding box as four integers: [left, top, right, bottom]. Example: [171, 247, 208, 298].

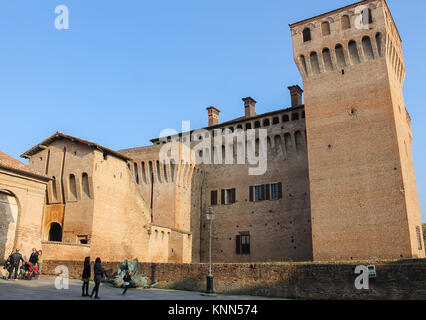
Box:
[81, 257, 91, 297]
[29, 248, 39, 265]
[7, 249, 24, 280]
[90, 258, 107, 299]
[122, 270, 132, 296]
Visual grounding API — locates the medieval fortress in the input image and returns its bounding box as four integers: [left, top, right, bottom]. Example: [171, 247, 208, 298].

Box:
[0, 0, 424, 264]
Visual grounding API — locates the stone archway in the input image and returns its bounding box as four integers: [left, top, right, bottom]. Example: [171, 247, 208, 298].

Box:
[48, 222, 63, 242]
[0, 190, 19, 261]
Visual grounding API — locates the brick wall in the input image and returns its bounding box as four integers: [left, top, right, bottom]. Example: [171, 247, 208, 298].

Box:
[42, 259, 426, 299]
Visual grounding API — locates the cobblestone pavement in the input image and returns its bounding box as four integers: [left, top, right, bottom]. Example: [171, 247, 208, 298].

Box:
[0, 276, 283, 300]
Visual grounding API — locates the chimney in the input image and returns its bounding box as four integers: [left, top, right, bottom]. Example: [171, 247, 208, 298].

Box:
[206, 106, 221, 127]
[242, 97, 257, 117]
[288, 85, 303, 107]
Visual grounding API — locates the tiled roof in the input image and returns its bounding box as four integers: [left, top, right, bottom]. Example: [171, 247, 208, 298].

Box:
[0, 150, 50, 181]
[21, 132, 133, 162]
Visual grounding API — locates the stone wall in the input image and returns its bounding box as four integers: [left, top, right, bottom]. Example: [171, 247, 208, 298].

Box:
[42, 259, 426, 300]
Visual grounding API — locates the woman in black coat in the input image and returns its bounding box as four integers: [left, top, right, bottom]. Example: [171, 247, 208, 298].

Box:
[90, 257, 107, 299]
[81, 257, 91, 297]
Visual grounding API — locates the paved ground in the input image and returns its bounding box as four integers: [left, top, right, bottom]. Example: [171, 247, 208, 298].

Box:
[0, 276, 282, 300]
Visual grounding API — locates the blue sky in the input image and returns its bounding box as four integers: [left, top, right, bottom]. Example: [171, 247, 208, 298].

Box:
[1, 0, 425, 220]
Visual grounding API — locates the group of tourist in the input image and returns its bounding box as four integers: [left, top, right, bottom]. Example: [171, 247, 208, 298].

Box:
[81, 257, 132, 299]
[4, 248, 43, 280]
[81, 256, 108, 299]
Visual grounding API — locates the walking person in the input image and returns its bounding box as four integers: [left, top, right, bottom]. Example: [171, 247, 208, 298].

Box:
[122, 270, 132, 296]
[90, 258, 107, 299]
[81, 257, 91, 297]
[7, 249, 24, 280]
[37, 250, 43, 277]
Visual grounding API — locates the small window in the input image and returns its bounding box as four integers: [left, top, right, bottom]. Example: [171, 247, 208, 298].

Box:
[303, 28, 311, 42]
[69, 174, 77, 200]
[362, 8, 373, 25]
[321, 21, 330, 36]
[283, 115, 290, 122]
[335, 44, 347, 67]
[82, 173, 90, 198]
[292, 113, 300, 121]
[341, 15, 351, 30]
[211, 190, 218, 206]
[245, 123, 252, 130]
[77, 235, 89, 245]
[263, 119, 270, 126]
[271, 183, 283, 200]
[221, 188, 236, 205]
[254, 121, 261, 128]
[236, 234, 250, 255]
[254, 185, 265, 201]
[272, 117, 279, 125]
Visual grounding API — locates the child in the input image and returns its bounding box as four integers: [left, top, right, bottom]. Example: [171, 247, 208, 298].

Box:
[122, 270, 132, 295]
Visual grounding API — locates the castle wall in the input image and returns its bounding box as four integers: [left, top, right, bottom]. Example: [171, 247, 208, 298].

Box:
[290, 0, 424, 261]
[89, 150, 152, 261]
[195, 109, 312, 263]
[0, 169, 47, 261]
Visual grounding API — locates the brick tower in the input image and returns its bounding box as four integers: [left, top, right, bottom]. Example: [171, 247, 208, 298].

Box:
[290, 0, 425, 261]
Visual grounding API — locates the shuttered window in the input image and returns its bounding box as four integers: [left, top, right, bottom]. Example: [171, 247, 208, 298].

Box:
[236, 234, 250, 255]
[221, 188, 236, 205]
[211, 190, 218, 206]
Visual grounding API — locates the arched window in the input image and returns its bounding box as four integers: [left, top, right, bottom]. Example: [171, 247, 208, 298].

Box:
[51, 176, 58, 201]
[341, 15, 351, 30]
[69, 174, 77, 200]
[254, 121, 261, 128]
[310, 52, 321, 74]
[142, 162, 147, 184]
[362, 36, 374, 60]
[292, 113, 300, 121]
[274, 135, 283, 154]
[362, 8, 373, 25]
[156, 160, 162, 183]
[335, 44, 347, 67]
[263, 119, 270, 126]
[170, 160, 175, 182]
[82, 173, 90, 198]
[322, 48, 334, 71]
[245, 123, 252, 130]
[300, 55, 309, 76]
[348, 40, 361, 64]
[134, 162, 139, 184]
[376, 32, 384, 57]
[295, 131, 303, 151]
[283, 115, 290, 122]
[255, 139, 260, 157]
[272, 117, 279, 125]
[48, 223, 62, 242]
[149, 161, 153, 182]
[284, 133, 292, 152]
[303, 28, 311, 42]
[163, 163, 168, 183]
[321, 22, 330, 36]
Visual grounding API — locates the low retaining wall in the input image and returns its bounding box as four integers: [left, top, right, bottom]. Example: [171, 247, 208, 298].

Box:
[42, 260, 426, 300]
